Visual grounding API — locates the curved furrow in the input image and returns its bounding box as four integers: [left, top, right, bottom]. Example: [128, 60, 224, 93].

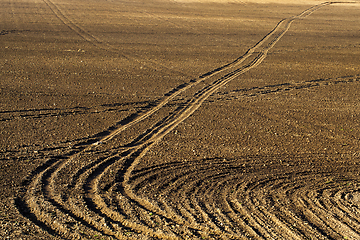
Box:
[308, 184, 360, 238]
[131, 160, 264, 238]
[269, 173, 360, 239]
[241, 178, 293, 239]
[336, 191, 360, 226]
[79, 147, 219, 239]
[19, 158, 107, 239]
[55, 156, 126, 238]
[72, 149, 177, 238]
[325, 188, 360, 236]
[131, 160, 247, 237]
[280, 187, 328, 238]
[14, 2, 360, 239]
[126, 155, 360, 239]
[300, 186, 355, 238]
[21, 7, 310, 234]
[244, 176, 299, 239]
[251, 176, 324, 239]
[145, 169, 227, 236]
[270, 176, 338, 238]
[206, 178, 243, 234]
[222, 181, 264, 238]
[267, 179, 321, 238]
[181, 176, 235, 235]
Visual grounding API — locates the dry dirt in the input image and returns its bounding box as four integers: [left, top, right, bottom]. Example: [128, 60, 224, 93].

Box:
[1, 0, 360, 239]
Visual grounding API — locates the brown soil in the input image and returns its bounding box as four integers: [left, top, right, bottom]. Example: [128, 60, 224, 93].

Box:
[1, 0, 360, 239]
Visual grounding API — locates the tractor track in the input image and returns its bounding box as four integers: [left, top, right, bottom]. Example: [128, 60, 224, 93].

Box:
[13, 1, 360, 239]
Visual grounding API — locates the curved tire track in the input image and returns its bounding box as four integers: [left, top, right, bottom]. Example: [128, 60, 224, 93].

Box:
[41, 0, 192, 77]
[15, 2, 360, 239]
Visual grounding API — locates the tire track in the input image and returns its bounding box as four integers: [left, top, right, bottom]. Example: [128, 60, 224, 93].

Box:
[15, 2, 360, 239]
[212, 75, 360, 101]
[129, 154, 360, 239]
[0, 100, 152, 122]
[41, 0, 191, 78]
[42, 0, 104, 47]
[0, 29, 16, 36]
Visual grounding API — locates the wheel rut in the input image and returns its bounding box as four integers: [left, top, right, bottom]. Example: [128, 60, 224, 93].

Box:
[41, 0, 191, 78]
[14, 1, 360, 239]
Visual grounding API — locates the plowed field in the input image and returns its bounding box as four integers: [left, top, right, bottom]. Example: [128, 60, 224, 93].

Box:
[1, 0, 360, 239]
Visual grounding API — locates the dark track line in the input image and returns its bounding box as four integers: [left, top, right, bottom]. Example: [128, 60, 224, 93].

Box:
[14, 1, 360, 239]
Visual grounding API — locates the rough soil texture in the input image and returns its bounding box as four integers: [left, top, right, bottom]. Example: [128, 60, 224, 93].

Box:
[1, 0, 360, 239]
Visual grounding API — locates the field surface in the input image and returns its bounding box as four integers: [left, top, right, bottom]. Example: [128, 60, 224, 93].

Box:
[1, 0, 360, 239]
